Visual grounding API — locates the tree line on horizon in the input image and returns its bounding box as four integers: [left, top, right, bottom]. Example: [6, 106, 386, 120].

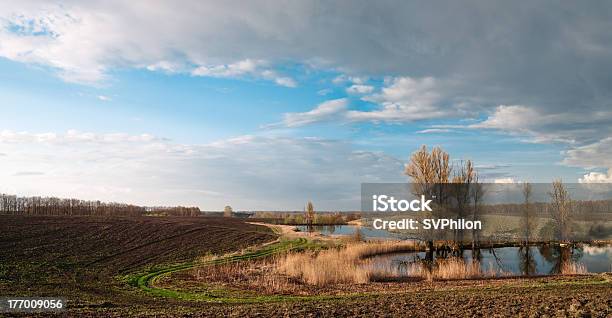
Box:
[0, 193, 200, 217]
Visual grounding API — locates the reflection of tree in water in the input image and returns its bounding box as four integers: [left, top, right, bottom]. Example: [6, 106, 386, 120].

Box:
[518, 246, 536, 276]
[538, 245, 583, 274]
[396, 253, 422, 275]
[471, 248, 482, 264]
[325, 225, 336, 235]
[353, 227, 363, 241]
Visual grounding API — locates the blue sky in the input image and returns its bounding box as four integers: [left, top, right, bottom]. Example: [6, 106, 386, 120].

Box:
[1, 1, 611, 210]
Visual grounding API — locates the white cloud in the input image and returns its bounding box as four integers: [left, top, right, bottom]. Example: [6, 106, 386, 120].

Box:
[331, 75, 347, 85]
[268, 76, 467, 127]
[0, 129, 159, 144]
[347, 77, 458, 122]
[0, 4, 296, 86]
[563, 137, 612, 179]
[192, 59, 260, 77]
[493, 177, 516, 184]
[317, 88, 332, 96]
[97, 95, 111, 101]
[563, 137, 612, 183]
[272, 76, 297, 88]
[1, 1, 612, 186]
[471, 106, 612, 182]
[0, 1, 611, 113]
[470, 105, 612, 144]
[563, 137, 612, 169]
[346, 84, 374, 94]
[191, 59, 296, 87]
[275, 98, 348, 127]
[0, 130, 404, 210]
[470, 105, 539, 132]
[146, 61, 184, 73]
[579, 170, 612, 183]
[13, 171, 45, 176]
[416, 128, 451, 134]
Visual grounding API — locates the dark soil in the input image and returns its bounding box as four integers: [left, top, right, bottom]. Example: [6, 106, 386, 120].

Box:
[0, 215, 276, 310]
[1, 215, 610, 317]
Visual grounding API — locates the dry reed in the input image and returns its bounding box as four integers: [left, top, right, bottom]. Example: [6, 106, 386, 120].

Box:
[276, 241, 516, 285]
[560, 262, 587, 275]
[276, 241, 422, 285]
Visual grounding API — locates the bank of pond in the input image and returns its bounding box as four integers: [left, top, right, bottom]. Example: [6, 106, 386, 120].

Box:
[296, 225, 611, 276]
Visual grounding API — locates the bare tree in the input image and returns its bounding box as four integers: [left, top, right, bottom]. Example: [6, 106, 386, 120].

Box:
[405, 146, 451, 204]
[548, 179, 573, 242]
[405, 145, 452, 261]
[452, 160, 476, 244]
[520, 182, 537, 243]
[305, 201, 315, 226]
[223, 205, 233, 217]
[470, 172, 485, 252]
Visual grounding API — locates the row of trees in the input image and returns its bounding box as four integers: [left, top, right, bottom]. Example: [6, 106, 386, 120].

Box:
[492, 198, 612, 216]
[405, 146, 598, 252]
[521, 180, 597, 243]
[146, 206, 201, 217]
[0, 193, 200, 217]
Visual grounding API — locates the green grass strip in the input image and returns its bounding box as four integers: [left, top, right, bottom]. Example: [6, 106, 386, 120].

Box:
[131, 238, 610, 304]
[131, 238, 356, 303]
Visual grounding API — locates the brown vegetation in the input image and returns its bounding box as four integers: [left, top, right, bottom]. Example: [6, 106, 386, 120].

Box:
[275, 241, 510, 285]
[0, 193, 200, 216]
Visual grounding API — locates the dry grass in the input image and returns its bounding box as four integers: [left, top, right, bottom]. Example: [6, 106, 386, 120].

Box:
[560, 262, 587, 275]
[277, 249, 370, 285]
[195, 241, 590, 289]
[431, 258, 497, 280]
[277, 241, 423, 285]
[361, 257, 506, 281]
[193, 258, 301, 294]
[276, 241, 517, 285]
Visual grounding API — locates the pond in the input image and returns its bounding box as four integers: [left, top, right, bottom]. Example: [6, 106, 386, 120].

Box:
[368, 244, 612, 275]
[296, 224, 406, 239]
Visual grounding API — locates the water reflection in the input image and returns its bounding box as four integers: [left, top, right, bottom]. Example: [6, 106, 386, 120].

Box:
[369, 244, 610, 276]
[518, 246, 536, 276]
[296, 225, 403, 239]
[295, 225, 611, 275]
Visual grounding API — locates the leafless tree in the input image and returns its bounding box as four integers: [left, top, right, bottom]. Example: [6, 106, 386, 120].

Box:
[405, 146, 452, 261]
[548, 179, 573, 242]
[520, 182, 537, 243]
[223, 205, 233, 217]
[305, 201, 315, 226]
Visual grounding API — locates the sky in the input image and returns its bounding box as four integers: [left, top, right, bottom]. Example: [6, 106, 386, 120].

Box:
[1, 1, 611, 210]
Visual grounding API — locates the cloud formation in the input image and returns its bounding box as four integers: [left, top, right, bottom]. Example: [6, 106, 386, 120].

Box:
[1, 1, 612, 184]
[273, 98, 348, 128]
[3, 1, 612, 107]
[470, 105, 612, 144]
[348, 77, 461, 122]
[191, 59, 296, 87]
[275, 76, 470, 126]
[0, 130, 405, 210]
